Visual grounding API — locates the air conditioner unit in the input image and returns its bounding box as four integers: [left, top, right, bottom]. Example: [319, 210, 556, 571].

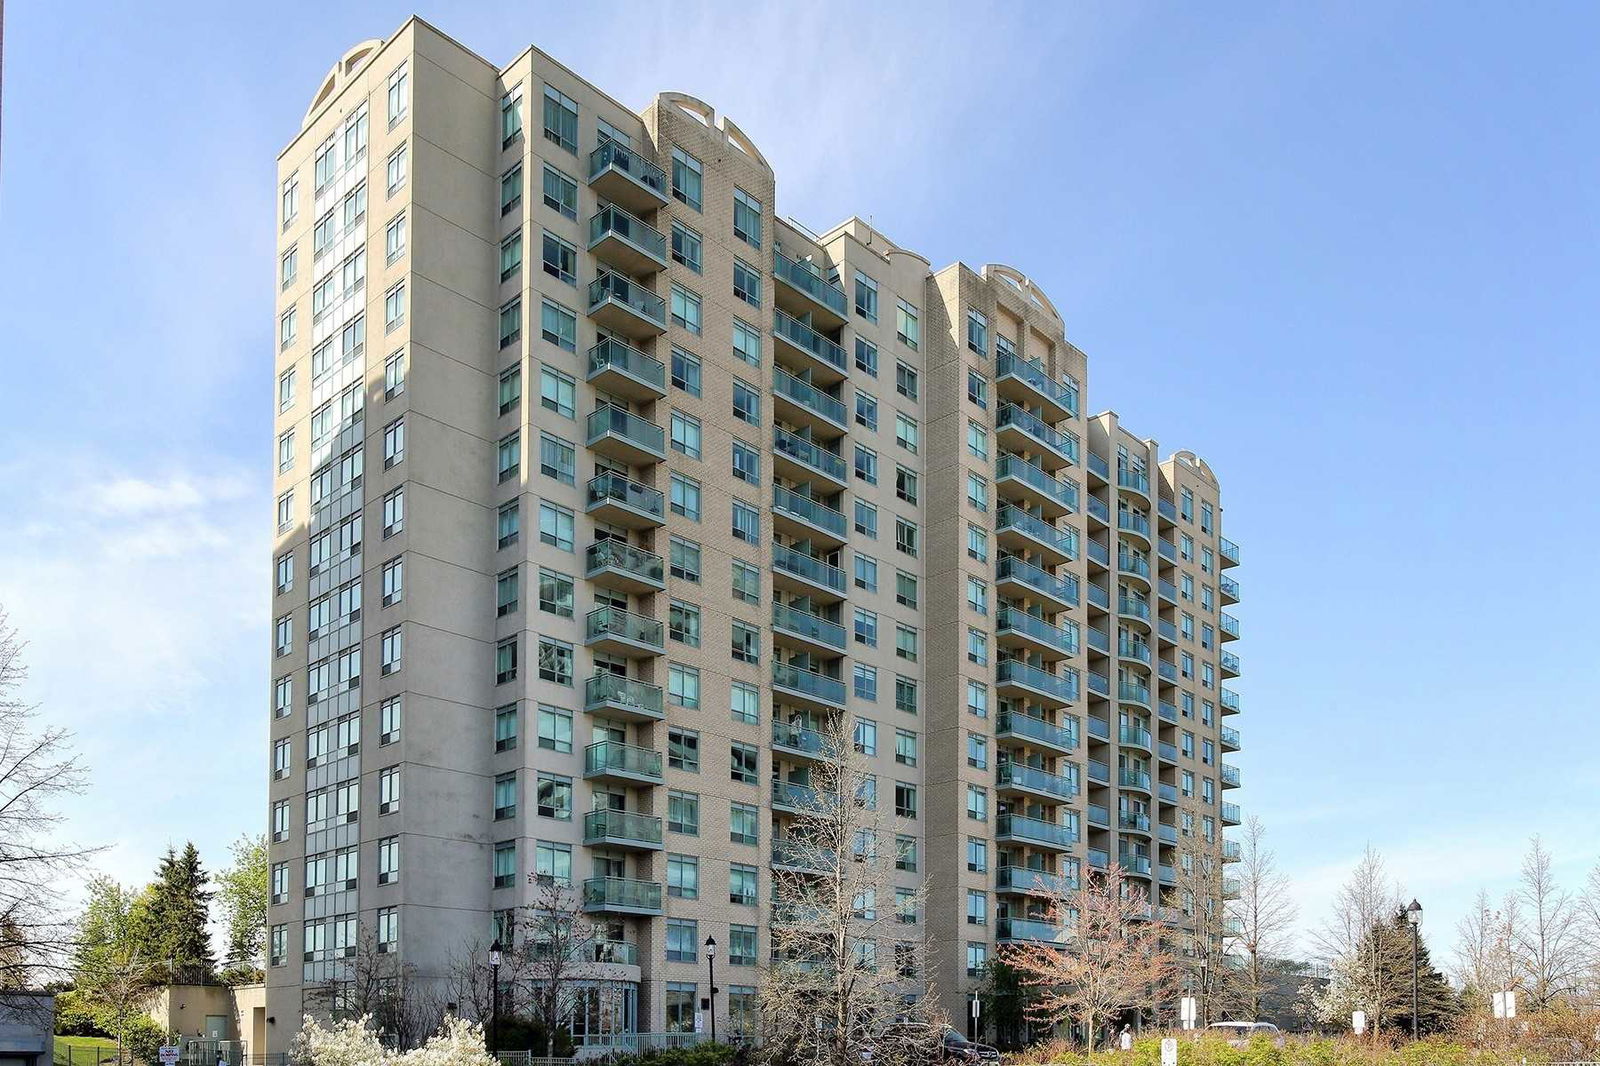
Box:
[380, 801, 397, 815]
[345, 811, 359, 823]
[378, 872, 393, 885]
[344, 878, 357, 891]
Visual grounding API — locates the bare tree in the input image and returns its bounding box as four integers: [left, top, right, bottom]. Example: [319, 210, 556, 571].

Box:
[1453, 889, 1520, 1012]
[1170, 831, 1239, 1025]
[1515, 836, 1580, 1010]
[760, 717, 944, 1066]
[999, 861, 1177, 1052]
[1311, 845, 1405, 1031]
[1579, 861, 1600, 1002]
[519, 876, 599, 1058]
[306, 925, 443, 1050]
[1231, 817, 1298, 1021]
[0, 608, 95, 986]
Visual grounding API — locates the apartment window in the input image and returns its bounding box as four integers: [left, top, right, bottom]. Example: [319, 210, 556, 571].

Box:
[853, 663, 877, 702]
[668, 789, 699, 835]
[732, 259, 761, 307]
[730, 681, 760, 726]
[733, 188, 762, 248]
[497, 232, 524, 283]
[278, 368, 296, 412]
[967, 473, 989, 512]
[895, 570, 918, 608]
[384, 351, 405, 398]
[535, 434, 573, 486]
[380, 556, 403, 607]
[895, 625, 919, 662]
[730, 742, 759, 784]
[966, 733, 989, 770]
[854, 554, 878, 592]
[1181, 488, 1194, 521]
[668, 411, 702, 460]
[499, 299, 521, 349]
[493, 772, 519, 820]
[895, 466, 918, 504]
[386, 144, 407, 194]
[966, 577, 988, 615]
[731, 500, 759, 544]
[536, 638, 572, 684]
[732, 379, 761, 425]
[671, 147, 702, 210]
[273, 676, 292, 720]
[967, 309, 988, 355]
[669, 663, 699, 708]
[896, 300, 920, 350]
[731, 622, 760, 664]
[385, 213, 407, 264]
[280, 247, 298, 289]
[670, 284, 702, 334]
[669, 600, 701, 647]
[542, 164, 579, 220]
[855, 500, 878, 538]
[536, 773, 571, 820]
[1201, 502, 1214, 533]
[855, 444, 878, 484]
[539, 366, 575, 418]
[381, 488, 403, 536]
[666, 915, 698, 957]
[535, 840, 571, 884]
[671, 220, 703, 272]
[895, 782, 917, 819]
[966, 785, 988, 822]
[497, 501, 520, 549]
[281, 175, 299, 227]
[495, 706, 519, 752]
[854, 270, 878, 321]
[733, 318, 761, 366]
[499, 164, 524, 214]
[271, 737, 290, 779]
[536, 705, 571, 753]
[895, 518, 918, 557]
[538, 502, 574, 550]
[492, 637, 520, 685]
[895, 360, 919, 399]
[967, 370, 988, 409]
[279, 308, 297, 350]
[853, 606, 879, 648]
[671, 347, 702, 396]
[501, 87, 524, 145]
[729, 863, 758, 906]
[541, 299, 577, 351]
[967, 628, 988, 665]
[541, 231, 575, 285]
[967, 890, 988, 926]
[542, 85, 578, 152]
[966, 681, 988, 719]
[491, 841, 517, 889]
[855, 337, 879, 376]
[379, 767, 400, 814]
[895, 676, 917, 715]
[377, 696, 401, 745]
[669, 537, 701, 582]
[731, 560, 760, 604]
[896, 835, 917, 872]
[856, 390, 878, 430]
[895, 414, 919, 453]
[537, 568, 573, 617]
[729, 801, 758, 845]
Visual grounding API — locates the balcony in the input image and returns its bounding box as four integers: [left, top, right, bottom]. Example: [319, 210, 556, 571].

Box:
[995, 354, 1078, 421]
[585, 471, 664, 529]
[771, 602, 847, 655]
[1220, 573, 1240, 604]
[1220, 688, 1241, 715]
[773, 484, 848, 546]
[589, 204, 668, 275]
[771, 544, 846, 601]
[1221, 650, 1241, 678]
[1158, 782, 1178, 803]
[1222, 839, 1242, 862]
[997, 505, 1077, 565]
[1221, 802, 1242, 826]
[1087, 847, 1110, 870]
[773, 309, 847, 383]
[1086, 495, 1111, 526]
[996, 607, 1076, 660]
[1221, 764, 1241, 789]
[1159, 701, 1179, 724]
[584, 741, 663, 786]
[586, 403, 665, 465]
[1118, 723, 1153, 751]
[996, 813, 1077, 851]
[771, 720, 832, 763]
[773, 248, 847, 329]
[1118, 767, 1153, 792]
[590, 940, 640, 966]
[1158, 823, 1179, 845]
[1157, 498, 1178, 524]
[1087, 715, 1110, 741]
[1158, 741, 1178, 763]
[1157, 538, 1177, 563]
[1118, 510, 1151, 541]
[771, 779, 834, 813]
[995, 555, 1078, 612]
[582, 875, 664, 916]
[996, 454, 1078, 518]
[1158, 578, 1178, 604]
[773, 367, 848, 436]
[772, 427, 848, 489]
[772, 661, 847, 711]
[996, 866, 1078, 897]
[1223, 878, 1241, 900]
[1159, 864, 1177, 886]
[1118, 680, 1152, 708]
[1220, 612, 1241, 641]
[772, 838, 837, 874]
[588, 270, 666, 338]
[584, 606, 664, 658]
[586, 337, 666, 401]
[1118, 853, 1153, 877]
[1118, 639, 1151, 665]
[995, 710, 1076, 756]
[1157, 660, 1178, 684]
[1117, 595, 1151, 624]
[582, 809, 663, 851]
[585, 540, 665, 594]
[1118, 551, 1151, 583]
[1087, 626, 1110, 654]
[1088, 759, 1110, 783]
[1087, 671, 1110, 697]
[584, 673, 664, 723]
[1087, 803, 1110, 828]
[996, 659, 1079, 709]
[587, 140, 668, 212]
[1087, 539, 1110, 567]
[998, 762, 1078, 802]
[1157, 619, 1178, 644]
[1118, 810, 1151, 834]
[1220, 537, 1241, 568]
[996, 404, 1077, 471]
[1086, 582, 1110, 610]
[1086, 452, 1110, 482]
[1116, 466, 1150, 498]
[997, 916, 1071, 945]
[1220, 725, 1241, 752]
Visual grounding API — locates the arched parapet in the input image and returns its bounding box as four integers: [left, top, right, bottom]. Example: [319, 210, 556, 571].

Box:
[656, 92, 773, 172]
[303, 38, 385, 129]
[1170, 449, 1220, 488]
[983, 263, 1064, 329]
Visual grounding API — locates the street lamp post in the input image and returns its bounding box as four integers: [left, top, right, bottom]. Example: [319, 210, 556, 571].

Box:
[488, 940, 503, 1058]
[703, 936, 718, 1043]
[1404, 900, 1423, 1041]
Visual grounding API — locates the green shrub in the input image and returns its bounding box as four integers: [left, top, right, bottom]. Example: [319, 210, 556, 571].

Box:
[54, 991, 108, 1038]
[594, 1042, 747, 1066]
[117, 1017, 166, 1066]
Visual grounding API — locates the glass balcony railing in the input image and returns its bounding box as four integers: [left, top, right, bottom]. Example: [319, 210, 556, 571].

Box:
[773, 367, 848, 427]
[1087, 715, 1110, 740]
[586, 540, 665, 587]
[1158, 782, 1178, 803]
[1157, 498, 1178, 522]
[997, 659, 1079, 702]
[582, 809, 663, 847]
[774, 310, 847, 373]
[1088, 759, 1110, 783]
[772, 838, 837, 872]
[1118, 510, 1151, 538]
[997, 762, 1078, 800]
[1119, 680, 1151, 706]
[1221, 650, 1241, 673]
[997, 404, 1079, 464]
[1158, 823, 1179, 845]
[996, 606, 1078, 654]
[1087, 583, 1110, 609]
[1088, 803, 1110, 827]
[1221, 764, 1242, 788]
[584, 673, 664, 718]
[1158, 578, 1179, 602]
[1158, 741, 1178, 762]
[771, 602, 847, 650]
[1087, 453, 1110, 480]
[1119, 852, 1153, 876]
[1221, 574, 1241, 600]
[773, 249, 848, 318]
[1087, 539, 1110, 566]
[1119, 767, 1152, 791]
[590, 939, 639, 965]
[588, 270, 667, 327]
[584, 741, 663, 781]
[1220, 537, 1241, 566]
[586, 402, 665, 457]
[1158, 619, 1179, 643]
[772, 544, 846, 594]
[1220, 725, 1241, 749]
[1222, 839, 1242, 861]
[1118, 723, 1152, 749]
[997, 866, 1078, 895]
[1223, 878, 1241, 899]
[996, 710, 1077, 751]
[1118, 639, 1151, 664]
[1118, 810, 1151, 832]
[772, 662, 847, 706]
[1088, 670, 1110, 696]
[1158, 660, 1179, 683]
[1116, 466, 1150, 495]
[1220, 612, 1241, 639]
[996, 353, 1080, 417]
[771, 721, 831, 758]
[586, 471, 664, 520]
[996, 555, 1079, 606]
[590, 204, 668, 264]
[773, 484, 847, 538]
[1118, 595, 1151, 621]
[585, 605, 664, 650]
[772, 779, 834, 811]
[1118, 552, 1151, 579]
[998, 505, 1078, 559]
[1157, 538, 1177, 562]
[1159, 701, 1179, 723]
[1087, 495, 1111, 524]
[582, 875, 663, 913]
[1087, 847, 1110, 869]
[997, 916, 1071, 944]
[1221, 802, 1242, 825]
[996, 454, 1079, 512]
[1087, 626, 1110, 653]
[773, 427, 847, 483]
[996, 813, 1078, 848]
[1220, 688, 1241, 712]
[588, 140, 668, 198]
[587, 337, 666, 392]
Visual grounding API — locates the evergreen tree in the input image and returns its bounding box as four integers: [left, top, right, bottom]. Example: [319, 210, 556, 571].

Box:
[1370, 913, 1460, 1036]
[139, 843, 216, 984]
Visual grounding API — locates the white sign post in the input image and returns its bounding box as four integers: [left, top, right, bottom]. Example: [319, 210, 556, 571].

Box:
[1492, 991, 1517, 1020]
[158, 1048, 180, 1066]
[694, 1011, 705, 1034]
[1160, 1037, 1178, 1066]
[1119, 1030, 1133, 1052]
[1352, 1010, 1367, 1035]
[1179, 996, 1197, 1031]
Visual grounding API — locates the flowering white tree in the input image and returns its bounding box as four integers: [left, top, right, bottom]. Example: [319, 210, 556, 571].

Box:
[295, 1015, 494, 1066]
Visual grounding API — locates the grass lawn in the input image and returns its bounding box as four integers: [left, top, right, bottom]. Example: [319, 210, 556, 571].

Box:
[53, 1036, 120, 1066]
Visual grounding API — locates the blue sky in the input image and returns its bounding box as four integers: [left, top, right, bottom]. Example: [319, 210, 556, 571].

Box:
[2, 0, 1597, 960]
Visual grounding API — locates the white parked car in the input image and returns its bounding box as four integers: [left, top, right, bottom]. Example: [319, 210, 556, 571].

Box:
[1207, 1021, 1283, 1047]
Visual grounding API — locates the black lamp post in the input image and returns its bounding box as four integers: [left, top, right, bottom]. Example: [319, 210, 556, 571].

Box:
[488, 940, 503, 1057]
[704, 935, 718, 1043]
[1404, 900, 1423, 1040]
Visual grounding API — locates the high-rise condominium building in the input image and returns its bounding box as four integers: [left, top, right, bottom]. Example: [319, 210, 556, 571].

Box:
[267, 17, 1244, 1054]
